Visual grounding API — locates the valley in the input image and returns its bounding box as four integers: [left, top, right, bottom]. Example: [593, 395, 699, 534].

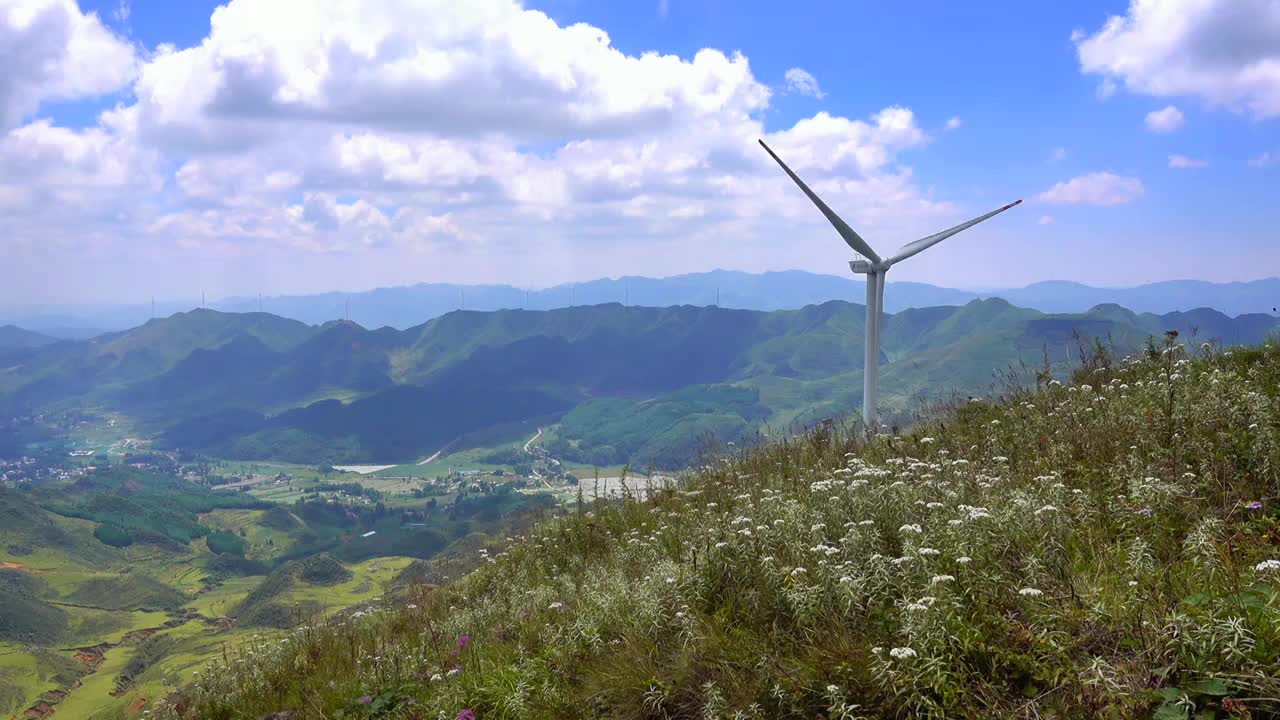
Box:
[1, 298, 1277, 718]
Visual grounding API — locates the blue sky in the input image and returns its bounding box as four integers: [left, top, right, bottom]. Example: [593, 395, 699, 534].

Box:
[3, 0, 1278, 303]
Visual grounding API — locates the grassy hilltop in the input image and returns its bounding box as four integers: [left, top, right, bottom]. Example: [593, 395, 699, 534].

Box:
[150, 334, 1280, 719]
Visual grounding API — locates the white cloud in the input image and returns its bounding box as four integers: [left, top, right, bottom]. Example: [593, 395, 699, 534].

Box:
[5, 0, 985, 302]
[1037, 172, 1145, 206]
[0, 0, 137, 130]
[1249, 150, 1275, 167]
[1075, 0, 1280, 118]
[1050, 147, 1067, 162]
[1144, 105, 1185, 133]
[1168, 154, 1208, 168]
[944, 116, 961, 131]
[1038, 215, 1054, 225]
[127, 0, 775, 152]
[784, 68, 826, 99]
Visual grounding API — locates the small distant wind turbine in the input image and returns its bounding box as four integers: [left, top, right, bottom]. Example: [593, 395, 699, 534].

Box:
[758, 139, 1022, 433]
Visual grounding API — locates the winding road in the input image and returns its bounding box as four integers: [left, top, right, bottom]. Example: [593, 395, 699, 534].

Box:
[523, 428, 544, 453]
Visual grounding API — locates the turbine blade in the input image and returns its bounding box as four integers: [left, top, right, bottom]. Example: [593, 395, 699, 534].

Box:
[885, 199, 1022, 267]
[758, 139, 881, 263]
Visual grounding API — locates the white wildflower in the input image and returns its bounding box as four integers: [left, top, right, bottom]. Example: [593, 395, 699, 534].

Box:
[889, 647, 917, 660]
[1018, 588, 1043, 597]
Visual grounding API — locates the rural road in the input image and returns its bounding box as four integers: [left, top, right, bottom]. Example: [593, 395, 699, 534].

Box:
[417, 449, 443, 466]
[523, 428, 543, 453]
[210, 476, 268, 490]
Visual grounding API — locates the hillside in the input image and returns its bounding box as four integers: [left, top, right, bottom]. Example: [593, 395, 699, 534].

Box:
[3, 301, 1278, 469]
[0, 325, 56, 351]
[4, 272, 1278, 334]
[153, 336, 1280, 720]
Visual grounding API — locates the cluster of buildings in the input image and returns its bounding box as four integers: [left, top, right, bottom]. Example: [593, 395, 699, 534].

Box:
[0, 456, 95, 487]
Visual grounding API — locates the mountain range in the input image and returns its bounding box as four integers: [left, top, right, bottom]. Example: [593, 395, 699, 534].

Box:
[3, 298, 1276, 469]
[3, 271, 1277, 338]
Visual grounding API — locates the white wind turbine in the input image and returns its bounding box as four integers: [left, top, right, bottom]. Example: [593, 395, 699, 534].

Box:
[758, 139, 1022, 433]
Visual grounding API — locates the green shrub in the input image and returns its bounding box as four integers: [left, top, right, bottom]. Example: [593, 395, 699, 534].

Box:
[206, 531, 246, 556]
[94, 523, 133, 547]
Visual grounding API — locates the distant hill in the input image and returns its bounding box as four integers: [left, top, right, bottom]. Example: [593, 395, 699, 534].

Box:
[2, 271, 1276, 335]
[0, 325, 56, 350]
[2, 300, 1276, 468]
[995, 278, 1280, 316]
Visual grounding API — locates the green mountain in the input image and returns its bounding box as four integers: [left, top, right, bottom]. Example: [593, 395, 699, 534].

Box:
[8, 272, 1279, 333]
[1, 301, 1276, 469]
[0, 325, 56, 351]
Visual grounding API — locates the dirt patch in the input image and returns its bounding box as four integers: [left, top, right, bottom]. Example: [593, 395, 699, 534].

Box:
[0, 560, 31, 571]
[126, 695, 148, 718]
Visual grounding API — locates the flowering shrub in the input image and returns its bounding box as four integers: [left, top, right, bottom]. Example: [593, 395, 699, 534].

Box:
[156, 337, 1280, 719]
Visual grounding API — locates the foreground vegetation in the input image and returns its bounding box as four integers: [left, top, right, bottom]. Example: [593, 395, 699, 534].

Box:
[148, 334, 1280, 719]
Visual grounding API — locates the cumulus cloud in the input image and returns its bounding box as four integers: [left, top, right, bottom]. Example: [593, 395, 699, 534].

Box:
[784, 68, 826, 99]
[0, 0, 137, 130]
[1145, 105, 1185, 133]
[944, 116, 961, 131]
[1074, 0, 1280, 118]
[128, 0, 775, 151]
[4, 0, 985, 301]
[1037, 172, 1145, 206]
[1168, 154, 1208, 168]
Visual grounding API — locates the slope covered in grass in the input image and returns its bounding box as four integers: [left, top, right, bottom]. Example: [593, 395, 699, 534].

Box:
[152, 338, 1280, 718]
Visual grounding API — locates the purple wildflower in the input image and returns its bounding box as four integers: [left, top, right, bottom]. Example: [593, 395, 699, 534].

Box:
[1135, 508, 1153, 517]
[1246, 501, 1263, 510]
[358, 696, 373, 705]
[456, 634, 471, 650]
[457, 710, 477, 720]
[413, 672, 426, 680]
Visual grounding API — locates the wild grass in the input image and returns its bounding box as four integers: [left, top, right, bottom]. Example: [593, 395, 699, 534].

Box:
[154, 335, 1280, 719]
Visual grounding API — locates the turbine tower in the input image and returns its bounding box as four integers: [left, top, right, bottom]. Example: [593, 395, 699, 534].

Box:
[758, 139, 1022, 433]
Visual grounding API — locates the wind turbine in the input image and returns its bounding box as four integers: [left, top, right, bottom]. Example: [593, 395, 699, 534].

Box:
[757, 139, 1022, 433]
